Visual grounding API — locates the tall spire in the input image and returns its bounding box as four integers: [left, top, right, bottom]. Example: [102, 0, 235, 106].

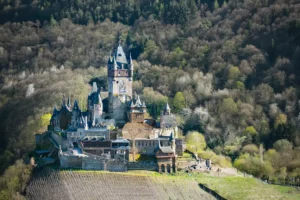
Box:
[73, 100, 79, 110]
[164, 102, 171, 115]
[92, 82, 98, 93]
[116, 39, 128, 64]
[136, 95, 142, 106]
[52, 106, 57, 115]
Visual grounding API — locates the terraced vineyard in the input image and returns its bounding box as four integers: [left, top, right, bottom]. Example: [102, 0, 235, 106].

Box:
[26, 169, 215, 200]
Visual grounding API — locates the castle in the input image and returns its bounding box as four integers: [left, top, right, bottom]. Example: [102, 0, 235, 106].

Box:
[44, 42, 184, 172]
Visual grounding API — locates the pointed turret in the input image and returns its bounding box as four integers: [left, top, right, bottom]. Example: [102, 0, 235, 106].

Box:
[164, 102, 171, 115]
[73, 100, 79, 110]
[52, 106, 58, 115]
[136, 95, 142, 106]
[116, 40, 128, 64]
[92, 82, 98, 93]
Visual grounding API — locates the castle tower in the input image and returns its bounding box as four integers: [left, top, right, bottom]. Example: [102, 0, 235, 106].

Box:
[107, 41, 133, 100]
[128, 95, 146, 123]
[71, 100, 80, 127]
[107, 40, 133, 125]
[93, 93, 103, 121]
[87, 82, 103, 124]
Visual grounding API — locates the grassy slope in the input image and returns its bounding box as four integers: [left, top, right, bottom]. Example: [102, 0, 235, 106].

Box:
[126, 170, 300, 200]
[195, 174, 300, 200]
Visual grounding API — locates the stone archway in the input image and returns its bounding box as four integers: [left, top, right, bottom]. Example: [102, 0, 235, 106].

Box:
[161, 164, 165, 173]
[167, 164, 171, 173]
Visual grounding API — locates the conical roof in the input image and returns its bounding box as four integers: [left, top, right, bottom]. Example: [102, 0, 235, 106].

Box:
[165, 102, 170, 111]
[52, 107, 58, 115]
[92, 82, 98, 93]
[73, 100, 79, 110]
[136, 95, 142, 106]
[116, 43, 128, 64]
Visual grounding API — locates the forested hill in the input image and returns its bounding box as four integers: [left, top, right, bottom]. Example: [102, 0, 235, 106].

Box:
[0, 0, 218, 25]
[0, 0, 300, 197]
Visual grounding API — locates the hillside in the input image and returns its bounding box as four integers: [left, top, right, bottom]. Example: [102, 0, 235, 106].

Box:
[26, 169, 215, 200]
[25, 169, 300, 200]
[0, 0, 300, 198]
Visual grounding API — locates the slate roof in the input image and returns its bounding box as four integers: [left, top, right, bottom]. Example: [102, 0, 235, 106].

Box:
[159, 146, 174, 154]
[116, 45, 128, 64]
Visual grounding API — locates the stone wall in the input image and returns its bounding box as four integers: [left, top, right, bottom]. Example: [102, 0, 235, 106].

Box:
[82, 157, 105, 170]
[82, 157, 127, 172]
[177, 160, 197, 169]
[127, 162, 158, 171]
[106, 160, 127, 172]
[60, 155, 82, 168]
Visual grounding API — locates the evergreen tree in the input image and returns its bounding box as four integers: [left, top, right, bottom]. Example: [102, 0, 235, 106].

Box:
[49, 15, 57, 26]
[214, 0, 220, 10]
